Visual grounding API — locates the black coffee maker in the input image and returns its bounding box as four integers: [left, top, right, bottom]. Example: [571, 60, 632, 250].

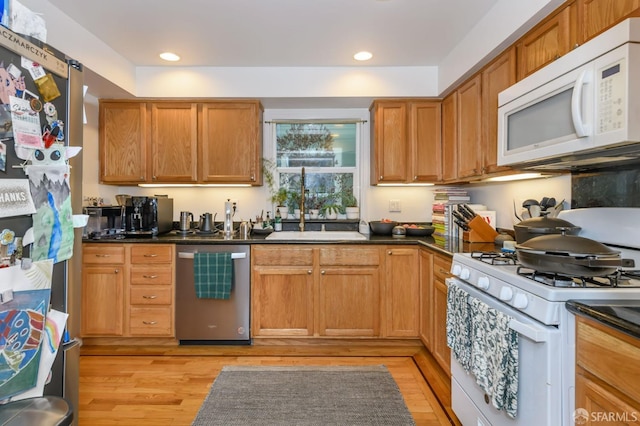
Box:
[124, 196, 173, 236]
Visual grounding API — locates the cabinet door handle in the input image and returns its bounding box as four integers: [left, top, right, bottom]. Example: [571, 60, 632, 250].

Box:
[114, 269, 119, 274]
[144, 254, 158, 257]
[307, 270, 312, 274]
[142, 295, 158, 299]
[321, 270, 326, 275]
[387, 250, 393, 255]
[142, 321, 157, 325]
[143, 275, 158, 279]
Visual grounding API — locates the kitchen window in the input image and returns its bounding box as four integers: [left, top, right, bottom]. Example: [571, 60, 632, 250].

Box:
[267, 119, 362, 214]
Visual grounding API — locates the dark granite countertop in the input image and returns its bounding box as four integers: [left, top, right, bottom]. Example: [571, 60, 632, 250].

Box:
[566, 300, 640, 340]
[83, 231, 502, 257]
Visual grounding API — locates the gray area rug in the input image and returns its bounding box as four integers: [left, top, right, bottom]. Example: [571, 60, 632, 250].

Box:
[192, 365, 416, 425]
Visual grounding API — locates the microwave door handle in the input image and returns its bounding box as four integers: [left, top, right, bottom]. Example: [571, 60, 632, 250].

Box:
[571, 68, 590, 138]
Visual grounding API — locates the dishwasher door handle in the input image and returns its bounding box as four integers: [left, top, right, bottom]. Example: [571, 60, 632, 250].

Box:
[178, 252, 246, 259]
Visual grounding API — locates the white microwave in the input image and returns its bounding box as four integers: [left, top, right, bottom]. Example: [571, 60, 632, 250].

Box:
[497, 18, 640, 170]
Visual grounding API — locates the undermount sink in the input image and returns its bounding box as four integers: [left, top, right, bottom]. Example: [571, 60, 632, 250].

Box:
[265, 231, 367, 241]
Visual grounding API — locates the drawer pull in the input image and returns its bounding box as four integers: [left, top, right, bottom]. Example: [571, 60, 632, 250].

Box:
[142, 320, 158, 325]
[143, 275, 158, 279]
[95, 254, 110, 258]
[144, 254, 158, 258]
[142, 295, 158, 299]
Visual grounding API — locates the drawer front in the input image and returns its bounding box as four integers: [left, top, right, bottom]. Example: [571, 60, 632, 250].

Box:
[130, 286, 172, 305]
[130, 244, 173, 264]
[129, 307, 172, 336]
[433, 254, 452, 282]
[319, 246, 380, 266]
[253, 246, 313, 266]
[83, 245, 125, 264]
[130, 266, 173, 285]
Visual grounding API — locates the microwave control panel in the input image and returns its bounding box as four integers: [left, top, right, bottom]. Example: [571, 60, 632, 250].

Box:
[597, 58, 626, 134]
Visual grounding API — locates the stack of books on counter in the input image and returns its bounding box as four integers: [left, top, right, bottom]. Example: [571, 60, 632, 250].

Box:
[432, 187, 470, 244]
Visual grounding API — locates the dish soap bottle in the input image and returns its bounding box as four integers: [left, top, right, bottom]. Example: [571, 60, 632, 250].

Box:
[274, 208, 282, 231]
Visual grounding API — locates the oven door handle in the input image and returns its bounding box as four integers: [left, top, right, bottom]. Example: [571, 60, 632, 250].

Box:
[509, 319, 549, 343]
[178, 252, 246, 259]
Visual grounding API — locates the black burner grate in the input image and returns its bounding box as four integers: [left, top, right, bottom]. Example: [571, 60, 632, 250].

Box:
[516, 266, 622, 287]
[471, 251, 518, 265]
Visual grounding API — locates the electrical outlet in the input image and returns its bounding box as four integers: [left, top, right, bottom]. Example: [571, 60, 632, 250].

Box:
[389, 199, 401, 212]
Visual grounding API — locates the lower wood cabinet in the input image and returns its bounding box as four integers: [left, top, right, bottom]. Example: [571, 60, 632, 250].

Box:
[383, 246, 420, 337]
[252, 245, 425, 339]
[575, 315, 640, 419]
[419, 248, 434, 350]
[81, 243, 175, 338]
[432, 252, 453, 374]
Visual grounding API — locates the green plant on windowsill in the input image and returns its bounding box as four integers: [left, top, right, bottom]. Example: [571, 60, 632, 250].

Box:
[342, 192, 358, 208]
[321, 203, 342, 219]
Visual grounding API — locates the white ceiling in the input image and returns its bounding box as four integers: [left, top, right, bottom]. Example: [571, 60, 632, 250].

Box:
[46, 0, 499, 68]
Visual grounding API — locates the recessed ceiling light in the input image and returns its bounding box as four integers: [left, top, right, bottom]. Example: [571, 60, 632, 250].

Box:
[353, 51, 373, 61]
[159, 52, 180, 62]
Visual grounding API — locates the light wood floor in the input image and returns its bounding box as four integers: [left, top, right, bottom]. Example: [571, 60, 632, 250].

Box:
[79, 343, 455, 426]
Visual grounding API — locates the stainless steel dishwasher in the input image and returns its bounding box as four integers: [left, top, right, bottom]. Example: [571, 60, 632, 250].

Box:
[175, 244, 250, 344]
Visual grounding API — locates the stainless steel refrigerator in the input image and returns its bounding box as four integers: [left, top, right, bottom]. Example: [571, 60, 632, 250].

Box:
[0, 26, 83, 421]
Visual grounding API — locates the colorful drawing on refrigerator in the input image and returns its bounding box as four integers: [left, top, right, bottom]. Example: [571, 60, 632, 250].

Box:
[17, 142, 81, 263]
[0, 259, 53, 400]
[6, 309, 68, 402]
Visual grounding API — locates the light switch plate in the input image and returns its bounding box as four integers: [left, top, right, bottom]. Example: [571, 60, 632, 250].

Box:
[389, 199, 401, 212]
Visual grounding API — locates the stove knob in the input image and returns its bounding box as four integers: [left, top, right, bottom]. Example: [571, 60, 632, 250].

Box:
[451, 264, 462, 276]
[477, 276, 490, 290]
[460, 268, 470, 280]
[513, 293, 529, 309]
[499, 287, 513, 301]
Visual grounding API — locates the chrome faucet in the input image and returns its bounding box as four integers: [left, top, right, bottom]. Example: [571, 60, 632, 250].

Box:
[299, 167, 305, 232]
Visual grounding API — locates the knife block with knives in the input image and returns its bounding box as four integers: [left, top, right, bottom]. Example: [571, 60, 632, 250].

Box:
[464, 215, 499, 242]
[455, 204, 499, 243]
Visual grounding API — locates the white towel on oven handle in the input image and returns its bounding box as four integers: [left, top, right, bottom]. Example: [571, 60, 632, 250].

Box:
[470, 297, 519, 419]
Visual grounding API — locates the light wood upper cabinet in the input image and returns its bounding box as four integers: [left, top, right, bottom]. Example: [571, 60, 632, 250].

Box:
[99, 102, 148, 184]
[410, 102, 442, 182]
[441, 93, 458, 182]
[370, 100, 441, 184]
[516, 2, 578, 80]
[150, 102, 198, 183]
[580, 0, 640, 42]
[199, 101, 263, 184]
[457, 75, 483, 180]
[99, 99, 263, 185]
[481, 48, 516, 176]
[370, 101, 408, 183]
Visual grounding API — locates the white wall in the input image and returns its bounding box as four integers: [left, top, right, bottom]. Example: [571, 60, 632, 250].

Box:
[465, 175, 572, 230]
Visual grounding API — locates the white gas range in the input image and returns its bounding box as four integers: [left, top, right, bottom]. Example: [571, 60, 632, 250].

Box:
[447, 208, 640, 426]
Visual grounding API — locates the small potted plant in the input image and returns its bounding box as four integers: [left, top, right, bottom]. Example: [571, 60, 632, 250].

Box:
[307, 193, 322, 219]
[342, 192, 359, 219]
[270, 187, 289, 219]
[321, 203, 341, 220]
